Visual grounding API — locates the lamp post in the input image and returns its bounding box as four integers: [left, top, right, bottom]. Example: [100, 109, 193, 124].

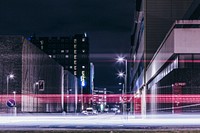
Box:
[13, 91, 17, 115]
[116, 56, 128, 116]
[6, 74, 14, 114]
[118, 83, 124, 114]
[116, 57, 127, 95]
[117, 72, 126, 116]
[6, 74, 14, 98]
[33, 82, 39, 112]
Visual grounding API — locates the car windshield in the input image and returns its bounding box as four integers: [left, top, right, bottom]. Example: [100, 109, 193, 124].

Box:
[86, 109, 93, 112]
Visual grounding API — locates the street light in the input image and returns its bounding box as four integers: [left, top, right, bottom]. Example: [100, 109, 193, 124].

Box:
[117, 72, 125, 78]
[116, 56, 127, 94]
[117, 73, 126, 116]
[118, 83, 124, 114]
[13, 91, 17, 115]
[6, 74, 14, 114]
[7, 74, 14, 98]
[116, 56, 128, 116]
[33, 82, 39, 112]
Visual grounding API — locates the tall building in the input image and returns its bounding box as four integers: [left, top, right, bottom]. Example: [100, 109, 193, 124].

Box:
[30, 36, 71, 70]
[71, 34, 90, 94]
[130, 0, 200, 116]
[30, 33, 91, 94]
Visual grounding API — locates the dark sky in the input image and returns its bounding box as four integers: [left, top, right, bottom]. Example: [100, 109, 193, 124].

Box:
[0, 0, 134, 92]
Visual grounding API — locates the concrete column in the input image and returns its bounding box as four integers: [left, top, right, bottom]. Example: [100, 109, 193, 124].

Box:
[141, 86, 147, 118]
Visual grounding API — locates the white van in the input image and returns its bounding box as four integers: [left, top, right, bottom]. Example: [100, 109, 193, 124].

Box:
[86, 107, 98, 115]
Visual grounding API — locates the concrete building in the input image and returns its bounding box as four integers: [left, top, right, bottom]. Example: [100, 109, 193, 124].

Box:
[72, 34, 90, 94]
[0, 36, 63, 113]
[130, 0, 200, 116]
[64, 70, 79, 113]
[146, 20, 200, 114]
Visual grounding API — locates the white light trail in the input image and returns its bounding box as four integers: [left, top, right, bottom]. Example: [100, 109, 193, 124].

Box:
[0, 114, 200, 128]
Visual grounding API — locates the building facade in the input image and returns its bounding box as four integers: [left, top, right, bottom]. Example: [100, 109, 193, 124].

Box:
[71, 34, 90, 94]
[130, 0, 199, 116]
[64, 70, 79, 113]
[146, 20, 200, 114]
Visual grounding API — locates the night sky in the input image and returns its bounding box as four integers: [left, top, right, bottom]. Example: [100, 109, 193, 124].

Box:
[0, 0, 134, 93]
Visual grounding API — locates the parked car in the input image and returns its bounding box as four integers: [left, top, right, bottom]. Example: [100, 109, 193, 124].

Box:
[86, 107, 98, 115]
[81, 108, 98, 115]
[81, 110, 88, 115]
[104, 108, 109, 113]
[115, 109, 122, 115]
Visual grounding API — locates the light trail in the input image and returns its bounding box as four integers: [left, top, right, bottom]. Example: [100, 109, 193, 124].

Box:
[1, 114, 200, 128]
[1, 94, 200, 103]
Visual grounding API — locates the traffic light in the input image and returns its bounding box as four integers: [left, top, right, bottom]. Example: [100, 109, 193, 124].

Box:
[38, 80, 45, 91]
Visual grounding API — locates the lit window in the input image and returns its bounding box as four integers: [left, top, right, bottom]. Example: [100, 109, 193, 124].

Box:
[61, 50, 64, 53]
[74, 66, 77, 70]
[74, 60, 77, 65]
[74, 55, 77, 59]
[74, 50, 77, 54]
[74, 71, 77, 75]
[49, 55, 52, 58]
[82, 38, 85, 42]
[74, 44, 77, 49]
[74, 39, 77, 43]
[82, 66, 85, 69]
[70, 66, 73, 69]
[40, 40, 44, 45]
[82, 50, 85, 53]
[65, 55, 69, 58]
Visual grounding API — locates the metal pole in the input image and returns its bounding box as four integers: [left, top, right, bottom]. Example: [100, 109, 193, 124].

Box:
[34, 82, 39, 112]
[13, 92, 16, 103]
[67, 90, 69, 113]
[75, 78, 78, 114]
[125, 59, 127, 116]
[6, 76, 9, 98]
[13, 91, 16, 116]
[81, 86, 83, 111]
[125, 59, 127, 96]
[33, 83, 36, 112]
[6, 76, 9, 113]
[37, 85, 38, 113]
[122, 83, 125, 116]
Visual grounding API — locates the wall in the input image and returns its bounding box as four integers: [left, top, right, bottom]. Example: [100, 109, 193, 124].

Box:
[22, 37, 63, 112]
[0, 36, 22, 113]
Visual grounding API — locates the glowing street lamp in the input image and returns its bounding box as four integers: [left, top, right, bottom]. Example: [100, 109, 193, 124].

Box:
[118, 72, 125, 78]
[116, 56, 128, 116]
[33, 82, 39, 112]
[7, 74, 14, 97]
[116, 56, 125, 63]
[116, 56, 127, 94]
[13, 91, 17, 115]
